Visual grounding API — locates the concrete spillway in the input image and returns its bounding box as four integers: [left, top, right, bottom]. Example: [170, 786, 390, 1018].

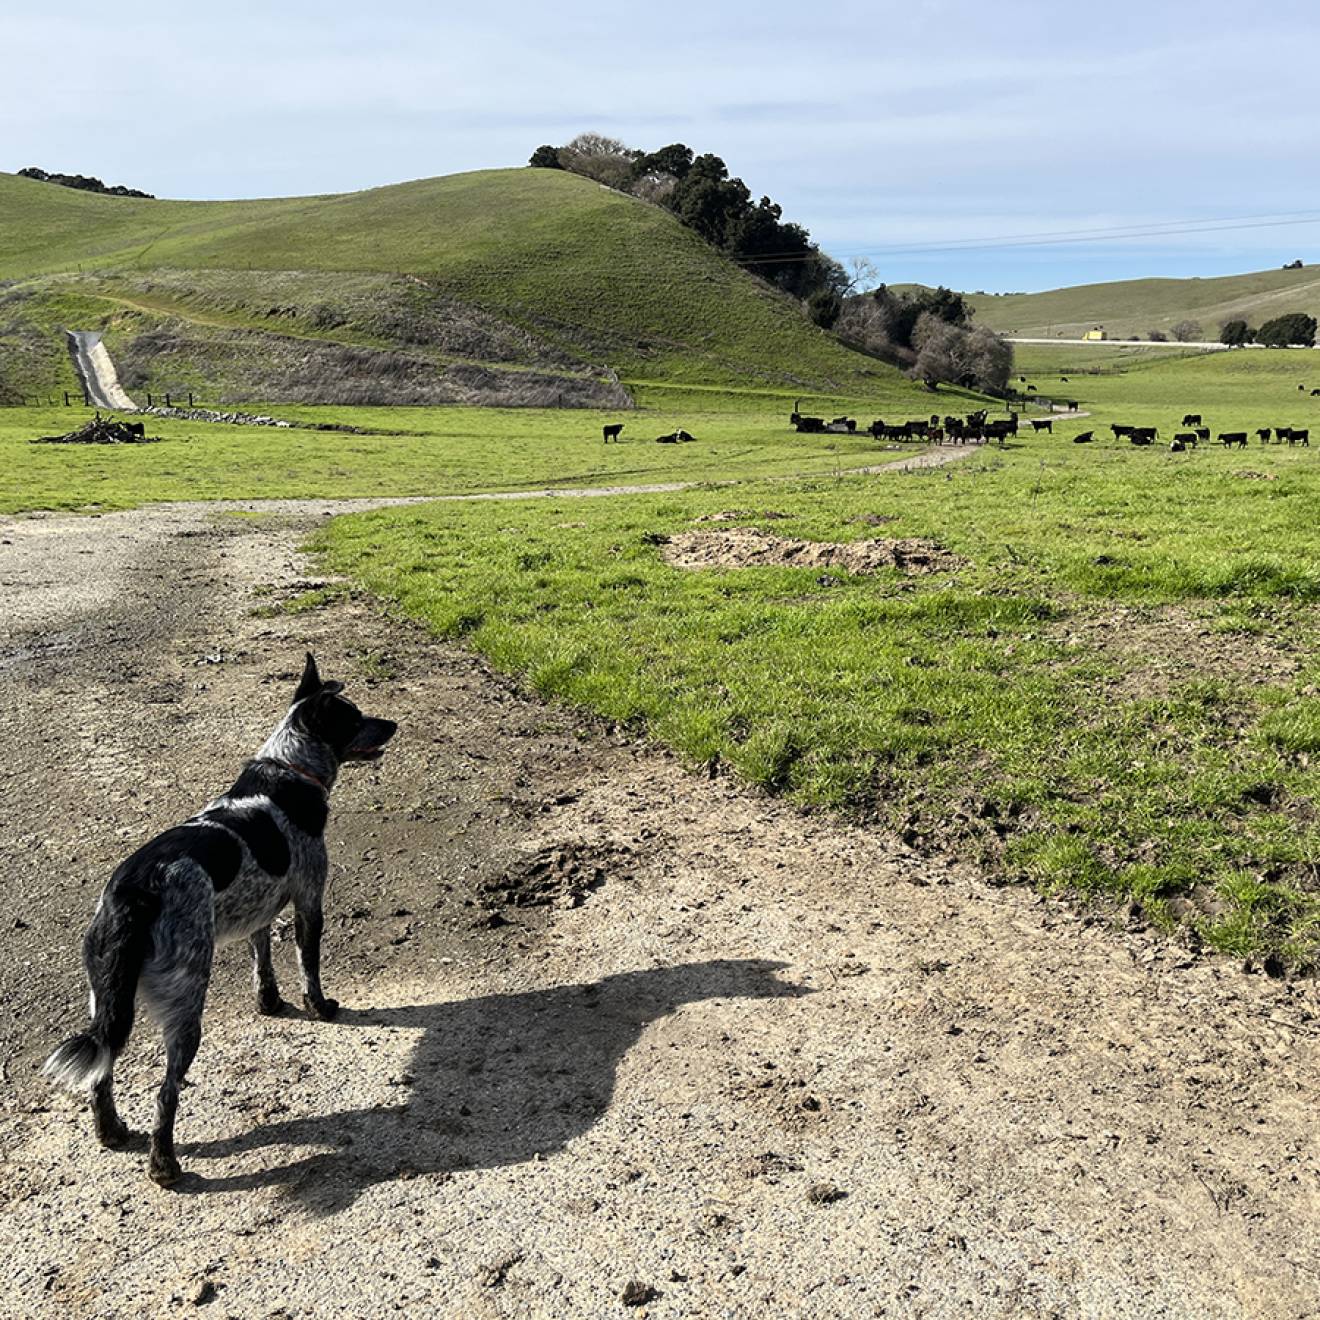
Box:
[67, 330, 137, 410]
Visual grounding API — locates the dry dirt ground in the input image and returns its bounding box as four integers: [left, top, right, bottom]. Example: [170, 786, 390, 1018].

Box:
[0, 500, 1317, 1320]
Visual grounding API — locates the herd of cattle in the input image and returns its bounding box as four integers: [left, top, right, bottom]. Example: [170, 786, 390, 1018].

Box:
[790, 407, 1030, 445]
[787, 405, 1312, 454]
[1103, 414, 1310, 451]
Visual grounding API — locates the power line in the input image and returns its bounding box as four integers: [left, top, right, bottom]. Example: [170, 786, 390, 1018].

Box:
[730, 209, 1320, 263]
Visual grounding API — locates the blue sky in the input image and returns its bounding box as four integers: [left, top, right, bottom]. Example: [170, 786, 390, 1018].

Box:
[6, 0, 1320, 291]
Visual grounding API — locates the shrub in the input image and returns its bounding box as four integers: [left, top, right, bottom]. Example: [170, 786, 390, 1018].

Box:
[1170, 319, 1203, 342]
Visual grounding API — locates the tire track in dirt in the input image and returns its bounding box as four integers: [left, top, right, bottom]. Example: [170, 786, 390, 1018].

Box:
[0, 503, 1316, 1319]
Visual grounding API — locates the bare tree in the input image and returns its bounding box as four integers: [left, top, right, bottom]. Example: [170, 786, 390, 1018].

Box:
[1170, 319, 1203, 343]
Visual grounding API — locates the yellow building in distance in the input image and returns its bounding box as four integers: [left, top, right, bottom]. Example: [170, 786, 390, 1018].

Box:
[1082, 326, 1107, 341]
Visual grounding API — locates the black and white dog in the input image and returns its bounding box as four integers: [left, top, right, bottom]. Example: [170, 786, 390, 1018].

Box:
[44, 654, 396, 1186]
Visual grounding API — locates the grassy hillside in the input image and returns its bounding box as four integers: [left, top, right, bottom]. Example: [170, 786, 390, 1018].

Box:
[0, 169, 903, 401]
[965, 266, 1320, 341]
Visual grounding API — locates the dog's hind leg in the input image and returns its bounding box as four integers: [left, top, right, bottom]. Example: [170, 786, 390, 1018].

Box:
[294, 898, 338, 1021]
[250, 926, 284, 1016]
[148, 1014, 202, 1187]
[92, 1072, 129, 1149]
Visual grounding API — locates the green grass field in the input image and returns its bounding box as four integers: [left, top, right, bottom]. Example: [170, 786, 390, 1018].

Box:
[314, 434, 1320, 967]
[966, 265, 1320, 341]
[0, 385, 954, 513]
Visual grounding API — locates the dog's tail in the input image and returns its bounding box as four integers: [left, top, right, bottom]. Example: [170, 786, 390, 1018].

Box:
[44, 881, 157, 1092]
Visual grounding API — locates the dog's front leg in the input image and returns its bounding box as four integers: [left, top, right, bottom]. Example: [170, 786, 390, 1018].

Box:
[294, 898, 338, 1020]
[250, 926, 285, 1015]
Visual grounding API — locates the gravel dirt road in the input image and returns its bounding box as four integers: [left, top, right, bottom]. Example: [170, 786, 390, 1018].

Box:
[0, 502, 1316, 1319]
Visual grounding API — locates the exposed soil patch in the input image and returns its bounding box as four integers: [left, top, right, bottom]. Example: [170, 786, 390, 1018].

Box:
[662, 527, 962, 575]
[1049, 603, 1306, 702]
[481, 840, 635, 910]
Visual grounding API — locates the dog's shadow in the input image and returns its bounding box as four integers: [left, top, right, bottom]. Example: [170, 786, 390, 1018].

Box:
[182, 958, 809, 1213]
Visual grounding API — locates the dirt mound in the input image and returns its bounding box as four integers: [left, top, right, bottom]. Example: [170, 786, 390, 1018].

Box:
[481, 840, 635, 911]
[662, 527, 961, 575]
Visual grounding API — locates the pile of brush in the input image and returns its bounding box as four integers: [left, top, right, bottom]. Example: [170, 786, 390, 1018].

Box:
[32, 415, 158, 444]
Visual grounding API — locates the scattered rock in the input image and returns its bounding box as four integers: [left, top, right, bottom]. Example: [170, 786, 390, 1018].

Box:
[806, 1182, 847, 1205]
[622, 1280, 659, 1306]
[478, 1253, 524, 1288]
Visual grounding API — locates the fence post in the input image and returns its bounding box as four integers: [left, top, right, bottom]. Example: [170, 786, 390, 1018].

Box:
[165, 392, 171, 408]
[188, 392, 194, 407]
[64, 391, 70, 407]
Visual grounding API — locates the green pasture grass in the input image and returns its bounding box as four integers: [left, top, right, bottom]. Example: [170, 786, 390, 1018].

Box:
[998, 347, 1320, 434]
[0, 396, 937, 514]
[966, 265, 1320, 340]
[313, 436, 1320, 965]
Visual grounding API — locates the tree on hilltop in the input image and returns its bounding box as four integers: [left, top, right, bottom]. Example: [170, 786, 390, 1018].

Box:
[528, 145, 563, 169]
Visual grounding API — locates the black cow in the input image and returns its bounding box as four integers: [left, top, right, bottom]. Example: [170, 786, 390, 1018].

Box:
[1195, 427, 1210, 443]
[1067, 400, 1079, 411]
[125, 421, 146, 438]
[830, 416, 857, 433]
[1256, 428, 1272, 444]
[1029, 418, 1053, 433]
[1218, 431, 1248, 448]
[1296, 429, 1311, 446]
[1131, 427, 1158, 446]
[1169, 438, 1186, 452]
[1312, 390, 1320, 397]
[795, 416, 826, 433]
[1174, 431, 1198, 448]
[1276, 427, 1293, 444]
[1072, 431, 1094, 444]
[603, 422, 624, 443]
[1182, 413, 1202, 426]
[1112, 423, 1136, 438]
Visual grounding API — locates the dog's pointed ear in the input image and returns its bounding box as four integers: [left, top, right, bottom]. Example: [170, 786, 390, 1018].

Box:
[293, 652, 322, 703]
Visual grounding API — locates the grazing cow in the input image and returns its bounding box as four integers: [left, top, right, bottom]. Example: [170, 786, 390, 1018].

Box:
[1218, 431, 1248, 448]
[1182, 413, 1202, 426]
[1195, 427, 1210, 443]
[1061, 376, 1070, 383]
[1067, 400, 1079, 411]
[1299, 384, 1307, 392]
[603, 422, 624, 443]
[1256, 428, 1272, 444]
[1169, 438, 1185, 452]
[1029, 418, 1053, 433]
[1073, 431, 1094, 444]
[1131, 428, 1158, 446]
[1276, 426, 1293, 444]
[1112, 423, 1135, 438]
[1174, 431, 1198, 448]
[1296, 429, 1311, 446]
[1026, 384, 1038, 393]
[1312, 389, 1320, 397]
[795, 416, 826, 433]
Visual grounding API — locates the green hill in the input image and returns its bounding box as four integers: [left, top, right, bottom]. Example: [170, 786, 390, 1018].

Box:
[0, 169, 902, 405]
[964, 266, 1320, 341]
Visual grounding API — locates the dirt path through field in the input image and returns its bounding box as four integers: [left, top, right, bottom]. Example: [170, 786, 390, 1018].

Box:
[0, 503, 1316, 1319]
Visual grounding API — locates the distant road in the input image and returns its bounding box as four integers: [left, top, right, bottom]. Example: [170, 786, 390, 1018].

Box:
[1007, 337, 1236, 350]
[66, 330, 137, 410]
